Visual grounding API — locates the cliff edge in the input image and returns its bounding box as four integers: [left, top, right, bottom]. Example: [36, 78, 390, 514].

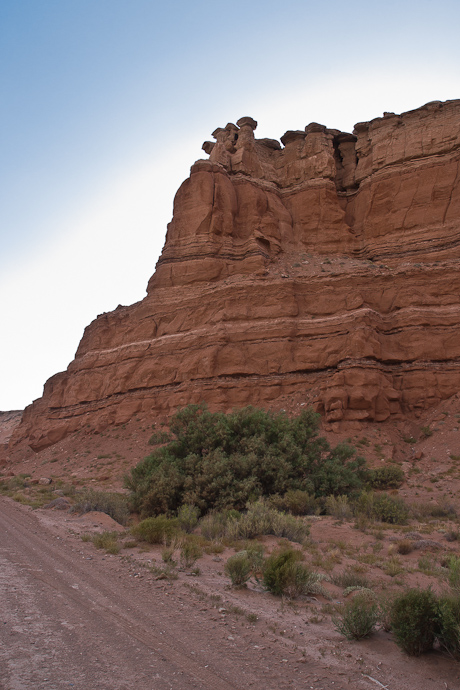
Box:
[11, 99, 460, 451]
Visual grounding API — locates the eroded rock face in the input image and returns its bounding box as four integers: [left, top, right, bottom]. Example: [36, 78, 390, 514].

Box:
[12, 99, 460, 450]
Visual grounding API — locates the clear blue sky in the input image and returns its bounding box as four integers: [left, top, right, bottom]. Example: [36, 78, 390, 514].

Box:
[1, 0, 459, 410]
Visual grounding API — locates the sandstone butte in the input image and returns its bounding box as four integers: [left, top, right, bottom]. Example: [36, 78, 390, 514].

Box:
[9, 99, 460, 452]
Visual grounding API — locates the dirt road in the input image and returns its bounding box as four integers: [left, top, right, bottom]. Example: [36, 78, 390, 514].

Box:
[0, 498, 333, 690]
[1, 498, 459, 690]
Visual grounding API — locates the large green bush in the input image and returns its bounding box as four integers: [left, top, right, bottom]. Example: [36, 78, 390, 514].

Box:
[125, 404, 367, 517]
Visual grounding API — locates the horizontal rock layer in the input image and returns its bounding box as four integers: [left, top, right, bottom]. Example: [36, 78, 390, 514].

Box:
[12, 99, 460, 450]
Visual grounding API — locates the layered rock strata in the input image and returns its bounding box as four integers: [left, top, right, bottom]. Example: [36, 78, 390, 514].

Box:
[12, 100, 460, 451]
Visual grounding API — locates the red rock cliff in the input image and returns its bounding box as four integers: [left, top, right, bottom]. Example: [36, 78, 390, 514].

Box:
[12, 100, 460, 450]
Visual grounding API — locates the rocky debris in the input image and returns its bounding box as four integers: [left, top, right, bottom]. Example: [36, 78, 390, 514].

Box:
[8, 99, 460, 451]
[43, 497, 71, 510]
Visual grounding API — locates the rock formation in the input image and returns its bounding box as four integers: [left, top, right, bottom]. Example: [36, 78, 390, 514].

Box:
[11, 99, 460, 451]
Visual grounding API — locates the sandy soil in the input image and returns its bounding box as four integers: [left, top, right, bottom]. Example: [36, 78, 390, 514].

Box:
[1, 497, 460, 690]
[2, 391, 460, 689]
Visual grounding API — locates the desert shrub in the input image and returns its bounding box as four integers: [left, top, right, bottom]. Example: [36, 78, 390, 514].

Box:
[225, 501, 274, 540]
[445, 529, 460, 542]
[446, 556, 460, 594]
[72, 489, 130, 526]
[243, 542, 265, 573]
[353, 490, 409, 524]
[332, 567, 370, 590]
[263, 548, 302, 595]
[332, 592, 378, 640]
[270, 511, 310, 543]
[225, 500, 310, 543]
[180, 540, 202, 568]
[131, 515, 181, 545]
[177, 504, 200, 533]
[418, 554, 437, 575]
[263, 548, 317, 598]
[125, 405, 367, 517]
[91, 531, 120, 554]
[377, 593, 397, 632]
[225, 553, 252, 586]
[383, 555, 404, 577]
[429, 502, 457, 519]
[325, 495, 353, 520]
[270, 490, 319, 516]
[436, 595, 460, 659]
[199, 510, 240, 540]
[161, 546, 177, 565]
[397, 539, 413, 555]
[0, 474, 30, 493]
[279, 561, 320, 599]
[148, 430, 171, 445]
[368, 465, 405, 490]
[390, 589, 439, 656]
[372, 493, 409, 524]
[353, 490, 375, 518]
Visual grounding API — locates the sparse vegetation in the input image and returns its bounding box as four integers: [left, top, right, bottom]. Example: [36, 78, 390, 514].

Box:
[90, 531, 121, 554]
[332, 567, 370, 590]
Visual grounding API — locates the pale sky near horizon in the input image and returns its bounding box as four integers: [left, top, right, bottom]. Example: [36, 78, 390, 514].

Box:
[1, 0, 459, 411]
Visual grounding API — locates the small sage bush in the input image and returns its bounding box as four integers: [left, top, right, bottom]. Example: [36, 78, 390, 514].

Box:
[72, 489, 130, 526]
[131, 515, 181, 545]
[199, 510, 239, 541]
[390, 589, 439, 656]
[91, 531, 120, 555]
[332, 568, 370, 590]
[333, 592, 378, 640]
[262, 548, 321, 598]
[225, 500, 310, 543]
[180, 539, 202, 568]
[177, 504, 200, 533]
[367, 465, 404, 489]
[436, 594, 460, 660]
[446, 556, 460, 595]
[325, 495, 353, 520]
[225, 553, 252, 586]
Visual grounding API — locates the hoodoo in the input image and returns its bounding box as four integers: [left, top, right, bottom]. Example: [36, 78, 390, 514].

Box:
[11, 99, 460, 451]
